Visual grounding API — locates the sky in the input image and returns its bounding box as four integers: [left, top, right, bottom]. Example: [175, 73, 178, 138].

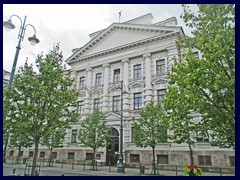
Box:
[3, 4, 199, 72]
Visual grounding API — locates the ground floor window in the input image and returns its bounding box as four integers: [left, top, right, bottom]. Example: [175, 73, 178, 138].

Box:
[52, 152, 57, 159]
[9, 150, 14, 156]
[198, 155, 212, 166]
[130, 154, 140, 163]
[86, 153, 93, 160]
[68, 152, 75, 160]
[157, 155, 169, 164]
[19, 151, 24, 157]
[29, 151, 33, 157]
[39, 151, 45, 158]
[229, 156, 235, 167]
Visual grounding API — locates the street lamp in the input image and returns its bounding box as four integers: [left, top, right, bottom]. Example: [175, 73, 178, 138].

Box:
[117, 80, 125, 173]
[3, 14, 40, 163]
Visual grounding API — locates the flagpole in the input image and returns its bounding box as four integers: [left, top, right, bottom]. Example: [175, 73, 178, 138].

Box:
[119, 11, 122, 23]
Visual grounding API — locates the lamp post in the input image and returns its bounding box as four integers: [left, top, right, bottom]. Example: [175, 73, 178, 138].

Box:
[3, 14, 40, 163]
[117, 80, 125, 173]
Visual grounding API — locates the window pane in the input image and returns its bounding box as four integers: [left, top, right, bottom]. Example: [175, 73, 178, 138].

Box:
[134, 93, 142, 109]
[95, 73, 102, 86]
[113, 69, 120, 82]
[130, 154, 140, 163]
[134, 64, 141, 79]
[156, 59, 166, 75]
[71, 129, 77, 143]
[157, 155, 169, 164]
[79, 76, 85, 87]
[113, 96, 121, 112]
[68, 152, 75, 159]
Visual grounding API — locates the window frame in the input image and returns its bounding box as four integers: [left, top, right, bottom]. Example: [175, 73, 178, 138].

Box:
[134, 92, 142, 110]
[71, 129, 78, 143]
[95, 73, 102, 86]
[79, 76, 85, 87]
[113, 69, 121, 83]
[94, 98, 101, 110]
[156, 59, 166, 75]
[113, 95, 121, 112]
[133, 64, 142, 79]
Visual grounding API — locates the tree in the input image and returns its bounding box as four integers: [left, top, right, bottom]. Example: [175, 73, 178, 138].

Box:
[165, 4, 235, 149]
[132, 101, 167, 175]
[41, 128, 66, 166]
[3, 44, 79, 175]
[78, 109, 110, 170]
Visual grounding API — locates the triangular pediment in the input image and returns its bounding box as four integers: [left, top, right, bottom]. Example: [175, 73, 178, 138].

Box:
[128, 81, 145, 88]
[108, 83, 121, 92]
[90, 86, 103, 95]
[104, 112, 121, 120]
[151, 76, 168, 85]
[66, 23, 182, 64]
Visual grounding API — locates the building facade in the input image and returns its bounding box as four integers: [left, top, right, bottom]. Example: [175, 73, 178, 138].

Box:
[6, 14, 235, 171]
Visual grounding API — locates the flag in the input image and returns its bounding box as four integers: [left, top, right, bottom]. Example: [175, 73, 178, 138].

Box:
[119, 11, 122, 17]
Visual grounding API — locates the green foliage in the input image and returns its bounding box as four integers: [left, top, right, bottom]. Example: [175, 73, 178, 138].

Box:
[132, 101, 168, 149]
[3, 43, 79, 175]
[165, 4, 235, 149]
[78, 109, 110, 150]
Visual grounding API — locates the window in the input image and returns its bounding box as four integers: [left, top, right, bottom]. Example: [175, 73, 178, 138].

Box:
[77, 101, 83, 114]
[52, 152, 57, 159]
[229, 156, 235, 167]
[86, 153, 93, 160]
[159, 128, 168, 142]
[79, 76, 85, 87]
[157, 155, 169, 164]
[9, 150, 14, 157]
[71, 129, 77, 143]
[157, 89, 166, 103]
[195, 123, 209, 142]
[95, 73, 102, 86]
[39, 152, 45, 158]
[130, 154, 140, 163]
[113, 96, 121, 112]
[134, 64, 141, 79]
[194, 52, 199, 60]
[198, 156, 212, 166]
[131, 127, 135, 142]
[113, 69, 120, 83]
[19, 151, 23, 157]
[29, 151, 33, 157]
[68, 152, 75, 160]
[96, 154, 101, 160]
[156, 59, 166, 75]
[134, 93, 142, 110]
[94, 98, 101, 110]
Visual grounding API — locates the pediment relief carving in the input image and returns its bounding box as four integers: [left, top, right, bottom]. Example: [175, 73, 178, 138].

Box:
[151, 75, 168, 85]
[128, 81, 145, 88]
[104, 112, 121, 120]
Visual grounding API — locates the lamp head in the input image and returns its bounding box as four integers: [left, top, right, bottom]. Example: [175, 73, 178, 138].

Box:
[28, 35, 40, 46]
[3, 19, 15, 32]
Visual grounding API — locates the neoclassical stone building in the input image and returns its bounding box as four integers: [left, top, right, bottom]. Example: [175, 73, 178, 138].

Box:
[7, 13, 234, 171]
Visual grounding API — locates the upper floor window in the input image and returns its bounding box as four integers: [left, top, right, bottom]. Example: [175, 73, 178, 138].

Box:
[113, 95, 121, 112]
[94, 98, 101, 110]
[134, 93, 142, 110]
[77, 101, 83, 114]
[157, 89, 166, 103]
[71, 129, 77, 143]
[156, 59, 166, 75]
[194, 52, 199, 60]
[79, 76, 85, 87]
[134, 64, 141, 79]
[95, 73, 102, 86]
[113, 69, 121, 83]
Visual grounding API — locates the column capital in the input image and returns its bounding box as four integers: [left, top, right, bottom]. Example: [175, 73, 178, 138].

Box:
[102, 63, 110, 68]
[143, 53, 151, 58]
[122, 58, 129, 63]
[86, 67, 92, 72]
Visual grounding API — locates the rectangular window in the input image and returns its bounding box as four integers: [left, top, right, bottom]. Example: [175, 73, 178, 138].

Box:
[94, 98, 101, 110]
[198, 156, 212, 166]
[194, 52, 199, 60]
[113, 96, 121, 112]
[86, 153, 93, 160]
[195, 123, 209, 142]
[134, 64, 141, 79]
[157, 155, 169, 164]
[130, 154, 140, 163]
[113, 69, 120, 83]
[229, 156, 235, 167]
[39, 152, 45, 158]
[159, 128, 168, 142]
[134, 93, 142, 110]
[157, 89, 166, 103]
[77, 101, 83, 114]
[96, 154, 101, 160]
[9, 150, 14, 157]
[131, 127, 135, 142]
[68, 152, 75, 160]
[95, 73, 102, 86]
[52, 152, 57, 159]
[71, 129, 77, 143]
[19, 151, 24, 157]
[156, 59, 166, 75]
[29, 151, 33, 157]
[79, 76, 85, 87]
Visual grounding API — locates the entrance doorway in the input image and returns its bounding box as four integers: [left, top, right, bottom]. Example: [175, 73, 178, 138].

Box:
[106, 127, 119, 166]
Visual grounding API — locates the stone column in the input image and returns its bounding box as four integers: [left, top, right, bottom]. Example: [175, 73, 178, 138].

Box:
[102, 63, 110, 113]
[143, 53, 153, 105]
[85, 67, 92, 114]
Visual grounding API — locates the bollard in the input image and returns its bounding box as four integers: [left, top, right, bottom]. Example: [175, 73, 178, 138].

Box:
[83, 160, 85, 171]
[61, 160, 64, 169]
[72, 159, 74, 170]
[62, 173, 64, 176]
[176, 165, 178, 176]
[220, 168, 222, 176]
[12, 168, 16, 174]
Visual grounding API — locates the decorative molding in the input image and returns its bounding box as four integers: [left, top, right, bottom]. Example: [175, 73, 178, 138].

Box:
[122, 58, 129, 63]
[102, 63, 110, 68]
[143, 52, 151, 58]
[86, 67, 92, 72]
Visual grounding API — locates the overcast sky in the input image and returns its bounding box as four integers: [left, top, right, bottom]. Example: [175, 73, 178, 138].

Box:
[3, 4, 199, 72]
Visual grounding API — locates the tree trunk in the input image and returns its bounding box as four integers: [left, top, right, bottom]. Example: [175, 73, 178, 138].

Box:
[17, 146, 21, 164]
[152, 147, 156, 175]
[31, 138, 40, 176]
[92, 148, 96, 170]
[48, 148, 53, 167]
[188, 143, 194, 165]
